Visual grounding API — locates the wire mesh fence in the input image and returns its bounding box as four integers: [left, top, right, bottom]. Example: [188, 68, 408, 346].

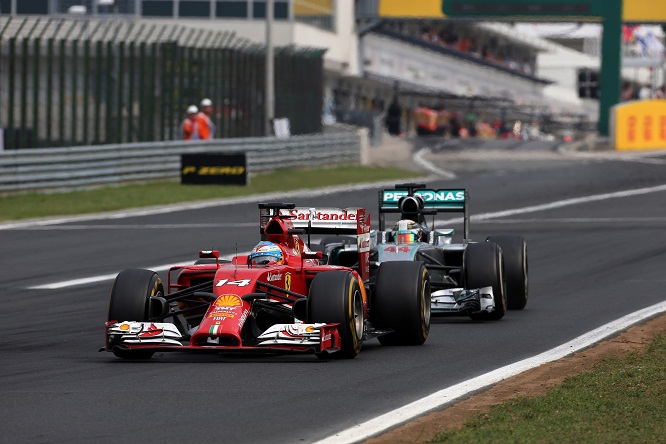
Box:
[0, 16, 325, 149]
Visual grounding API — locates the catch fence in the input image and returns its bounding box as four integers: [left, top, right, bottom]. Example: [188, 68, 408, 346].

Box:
[0, 16, 325, 150]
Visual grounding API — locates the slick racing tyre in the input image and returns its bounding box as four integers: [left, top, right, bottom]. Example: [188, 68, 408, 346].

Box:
[486, 235, 528, 310]
[108, 268, 164, 359]
[373, 261, 431, 346]
[308, 271, 364, 359]
[464, 242, 506, 321]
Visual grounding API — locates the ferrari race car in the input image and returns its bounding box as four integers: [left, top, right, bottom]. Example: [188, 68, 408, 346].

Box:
[103, 202, 431, 360]
[320, 183, 528, 321]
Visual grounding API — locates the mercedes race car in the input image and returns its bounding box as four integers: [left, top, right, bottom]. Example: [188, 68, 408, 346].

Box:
[320, 183, 528, 321]
[103, 202, 431, 360]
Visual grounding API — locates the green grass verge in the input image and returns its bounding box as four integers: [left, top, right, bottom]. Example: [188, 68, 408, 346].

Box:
[0, 165, 420, 221]
[430, 331, 666, 443]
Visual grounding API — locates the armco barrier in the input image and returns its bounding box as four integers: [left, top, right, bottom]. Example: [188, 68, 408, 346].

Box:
[0, 131, 363, 193]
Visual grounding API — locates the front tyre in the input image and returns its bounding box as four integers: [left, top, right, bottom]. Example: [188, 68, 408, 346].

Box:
[107, 268, 164, 359]
[373, 261, 431, 346]
[486, 235, 528, 310]
[308, 271, 364, 359]
[464, 242, 506, 321]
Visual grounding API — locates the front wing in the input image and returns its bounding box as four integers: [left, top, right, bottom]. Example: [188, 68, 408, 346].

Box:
[431, 286, 495, 314]
[104, 321, 341, 355]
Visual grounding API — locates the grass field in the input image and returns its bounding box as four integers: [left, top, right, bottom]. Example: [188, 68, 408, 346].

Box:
[430, 331, 666, 443]
[0, 165, 420, 221]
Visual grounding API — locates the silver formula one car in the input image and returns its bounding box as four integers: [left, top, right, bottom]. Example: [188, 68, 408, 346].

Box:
[320, 183, 528, 321]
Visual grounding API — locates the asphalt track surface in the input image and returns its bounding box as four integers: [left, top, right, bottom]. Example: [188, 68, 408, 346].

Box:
[1, 141, 665, 443]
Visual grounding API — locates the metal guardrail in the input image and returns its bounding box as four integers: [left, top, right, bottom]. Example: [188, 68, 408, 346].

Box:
[0, 131, 362, 193]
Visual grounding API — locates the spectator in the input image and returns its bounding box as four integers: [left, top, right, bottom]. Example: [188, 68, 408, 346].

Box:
[621, 81, 635, 101]
[197, 98, 216, 140]
[638, 83, 652, 100]
[465, 111, 477, 138]
[449, 112, 461, 138]
[180, 105, 199, 140]
[386, 96, 402, 136]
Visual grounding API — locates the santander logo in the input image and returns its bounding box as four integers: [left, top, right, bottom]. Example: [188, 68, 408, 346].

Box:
[267, 272, 283, 282]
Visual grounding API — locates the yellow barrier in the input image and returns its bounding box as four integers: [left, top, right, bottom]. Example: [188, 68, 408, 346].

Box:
[294, 0, 332, 16]
[624, 0, 666, 23]
[613, 99, 666, 151]
[379, 0, 445, 17]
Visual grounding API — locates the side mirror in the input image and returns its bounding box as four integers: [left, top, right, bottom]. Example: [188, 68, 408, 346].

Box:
[199, 250, 220, 267]
[433, 230, 454, 245]
[302, 251, 323, 260]
[199, 250, 220, 259]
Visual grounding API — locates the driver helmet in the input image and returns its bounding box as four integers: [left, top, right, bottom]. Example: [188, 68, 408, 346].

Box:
[393, 219, 422, 244]
[248, 241, 284, 266]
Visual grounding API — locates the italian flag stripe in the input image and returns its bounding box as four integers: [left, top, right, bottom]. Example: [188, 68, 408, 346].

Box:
[209, 325, 217, 335]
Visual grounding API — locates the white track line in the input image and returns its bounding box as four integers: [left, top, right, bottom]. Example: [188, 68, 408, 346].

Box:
[434, 184, 666, 226]
[413, 148, 457, 179]
[29, 252, 249, 290]
[14, 222, 257, 230]
[313, 300, 666, 444]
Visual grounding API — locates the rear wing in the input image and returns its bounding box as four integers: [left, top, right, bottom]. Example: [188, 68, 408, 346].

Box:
[258, 204, 371, 281]
[378, 183, 469, 241]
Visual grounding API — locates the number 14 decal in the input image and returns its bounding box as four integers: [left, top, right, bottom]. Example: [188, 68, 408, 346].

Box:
[216, 279, 251, 287]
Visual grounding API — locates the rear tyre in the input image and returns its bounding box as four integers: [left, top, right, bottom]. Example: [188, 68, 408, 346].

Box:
[487, 235, 528, 310]
[108, 268, 164, 359]
[308, 271, 364, 359]
[464, 242, 506, 321]
[373, 261, 431, 345]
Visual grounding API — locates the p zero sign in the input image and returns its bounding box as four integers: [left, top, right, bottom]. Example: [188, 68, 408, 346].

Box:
[181, 153, 247, 185]
[613, 100, 666, 151]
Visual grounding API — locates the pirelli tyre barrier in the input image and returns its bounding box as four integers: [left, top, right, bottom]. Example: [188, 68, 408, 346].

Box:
[180, 153, 247, 185]
[612, 99, 666, 151]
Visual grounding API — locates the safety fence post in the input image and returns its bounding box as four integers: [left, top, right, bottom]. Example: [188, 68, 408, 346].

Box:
[148, 41, 157, 141]
[105, 40, 113, 144]
[138, 41, 146, 142]
[94, 40, 103, 145]
[177, 40, 186, 119]
[20, 37, 28, 148]
[32, 37, 40, 147]
[7, 37, 16, 150]
[46, 37, 53, 146]
[212, 45, 220, 136]
[71, 38, 78, 146]
[58, 38, 66, 147]
[127, 41, 135, 142]
[117, 40, 125, 143]
[83, 38, 90, 145]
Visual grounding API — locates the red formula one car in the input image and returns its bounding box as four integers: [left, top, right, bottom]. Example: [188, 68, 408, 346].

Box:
[103, 202, 431, 359]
